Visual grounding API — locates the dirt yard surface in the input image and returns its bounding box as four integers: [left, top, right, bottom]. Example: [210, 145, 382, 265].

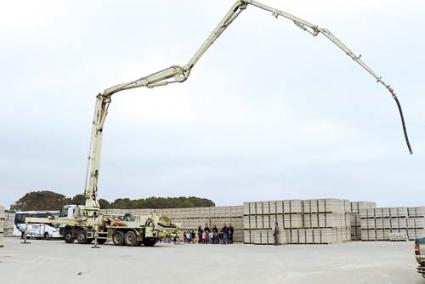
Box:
[0, 238, 422, 284]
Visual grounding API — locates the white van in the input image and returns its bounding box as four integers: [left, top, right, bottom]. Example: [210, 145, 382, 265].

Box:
[13, 211, 61, 239]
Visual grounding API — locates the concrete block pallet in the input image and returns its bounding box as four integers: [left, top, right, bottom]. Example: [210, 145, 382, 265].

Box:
[243, 199, 352, 245]
[349, 201, 376, 240]
[0, 205, 4, 247]
[2, 211, 14, 237]
[360, 207, 425, 241]
[246, 227, 351, 245]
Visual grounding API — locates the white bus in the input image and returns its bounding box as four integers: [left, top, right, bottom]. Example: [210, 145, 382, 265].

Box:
[13, 211, 61, 239]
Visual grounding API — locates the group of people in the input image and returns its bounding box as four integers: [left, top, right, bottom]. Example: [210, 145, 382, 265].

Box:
[183, 224, 234, 244]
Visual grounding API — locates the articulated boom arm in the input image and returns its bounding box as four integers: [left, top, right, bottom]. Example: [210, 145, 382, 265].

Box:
[83, 0, 412, 208]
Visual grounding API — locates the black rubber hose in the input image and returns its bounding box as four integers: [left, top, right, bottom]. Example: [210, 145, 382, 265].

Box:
[393, 96, 413, 154]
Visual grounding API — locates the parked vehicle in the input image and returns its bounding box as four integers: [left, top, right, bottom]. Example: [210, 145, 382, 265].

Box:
[24, 223, 60, 239]
[26, 205, 178, 246]
[415, 238, 425, 277]
[13, 211, 60, 239]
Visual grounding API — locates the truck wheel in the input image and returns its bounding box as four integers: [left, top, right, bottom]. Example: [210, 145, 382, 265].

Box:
[124, 231, 138, 246]
[64, 231, 75, 244]
[143, 238, 157, 247]
[112, 231, 125, 246]
[77, 231, 88, 244]
[44, 232, 50, 240]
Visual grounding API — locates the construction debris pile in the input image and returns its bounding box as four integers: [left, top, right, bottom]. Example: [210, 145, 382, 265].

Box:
[360, 207, 425, 241]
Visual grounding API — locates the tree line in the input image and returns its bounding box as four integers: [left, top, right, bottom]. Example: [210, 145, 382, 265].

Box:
[10, 190, 215, 211]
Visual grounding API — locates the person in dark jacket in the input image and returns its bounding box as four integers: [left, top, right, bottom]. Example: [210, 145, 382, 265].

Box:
[198, 226, 203, 243]
[204, 225, 210, 233]
[273, 222, 280, 245]
[212, 225, 218, 244]
[191, 230, 196, 243]
[221, 224, 229, 244]
[204, 224, 210, 244]
[228, 224, 234, 243]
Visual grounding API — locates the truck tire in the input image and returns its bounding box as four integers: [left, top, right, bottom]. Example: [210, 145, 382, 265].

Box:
[44, 232, 50, 240]
[64, 231, 75, 244]
[143, 238, 157, 247]
[77, 231, 88, 244]
[124, 231, 138, 246]
[112, 231, 125, 246]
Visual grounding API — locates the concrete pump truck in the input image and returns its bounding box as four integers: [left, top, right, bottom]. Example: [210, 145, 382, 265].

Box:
[25, 0, 412, 247]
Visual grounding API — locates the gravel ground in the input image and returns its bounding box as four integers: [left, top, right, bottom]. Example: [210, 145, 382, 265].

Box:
[0, 237, 422, 284]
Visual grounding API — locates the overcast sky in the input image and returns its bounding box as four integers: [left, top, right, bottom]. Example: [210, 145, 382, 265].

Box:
[1, 0, 424, 209]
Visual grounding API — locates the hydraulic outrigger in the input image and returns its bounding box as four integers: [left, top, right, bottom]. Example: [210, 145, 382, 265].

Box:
[25, 0, 412, 247]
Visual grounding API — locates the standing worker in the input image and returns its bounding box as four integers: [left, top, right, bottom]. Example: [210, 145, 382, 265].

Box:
[222, 224, 229, 244]
[273, 222, 280, 246]
[198, 225, 203, 244]
[229, 224, 234, 244]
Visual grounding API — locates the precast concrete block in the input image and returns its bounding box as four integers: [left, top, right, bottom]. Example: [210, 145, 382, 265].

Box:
[383, 208, 391, 218]
[367, 219, 375, 228]
[276, 201, 283, 214]
[249, 215, 256, 229]
[256, 215, 263, 229]
[303, 214, 312, 228]
[383, 219, 391, 229]
[262, 202, 270, 215]
[263, 215, 270, 229]
[290, 214, 303, 228]
[290, 200, 303, 214]
[298, 229, 306, 244]
[270, 215, 277, 227]
[283, 201, 291, 213]
[303, 200, 311, 214]
[415, 217, 425, 228]
[277, 215, 284, 229]
[256, 202, 263, 215]
[269, 201, 276, 214]
[375, 218, 384, 229]
[290, 229, 299, 244]
[398, 207, 408, 217]
[249, 203, 256, 215]
[306, 229, 314, 243]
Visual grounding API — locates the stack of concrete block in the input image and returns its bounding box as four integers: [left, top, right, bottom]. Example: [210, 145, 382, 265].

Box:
[103, 206, 244, 242]
[350, 201, 376, 240]
[4, 211, 15, 237]
[243, 199, 352, 245]
[0, 205, 4, 247]
[360, 207, 425, 241]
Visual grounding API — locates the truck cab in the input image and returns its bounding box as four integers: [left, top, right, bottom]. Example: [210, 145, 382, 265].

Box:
[60, 205, 77, 218]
